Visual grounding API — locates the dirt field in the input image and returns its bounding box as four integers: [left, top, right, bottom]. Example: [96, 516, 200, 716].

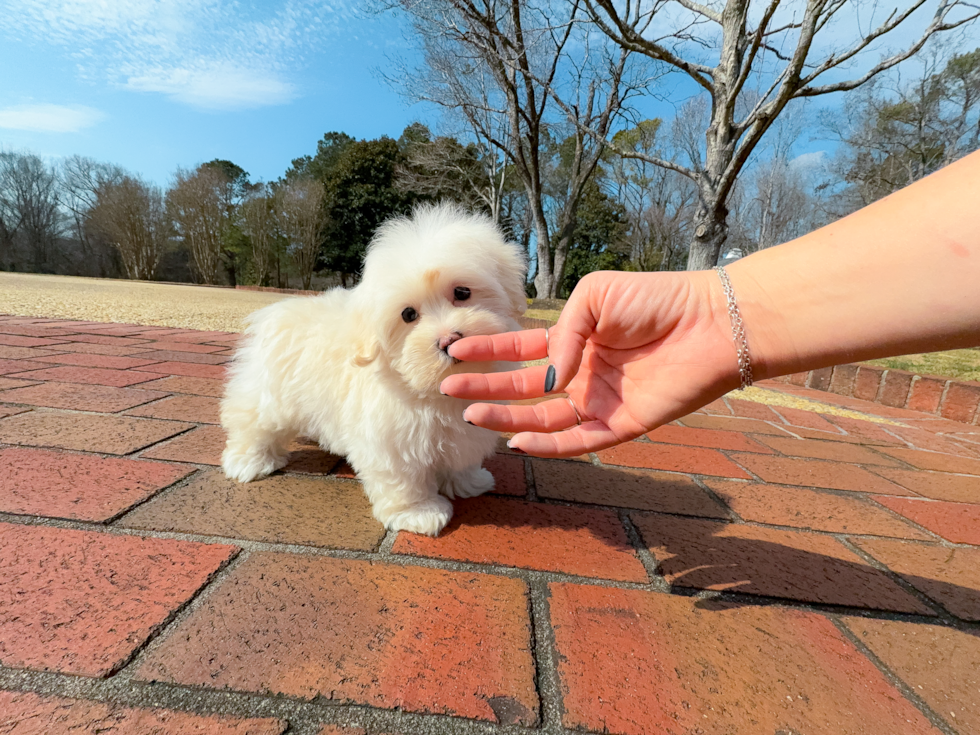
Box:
[0, 273, 288, 333]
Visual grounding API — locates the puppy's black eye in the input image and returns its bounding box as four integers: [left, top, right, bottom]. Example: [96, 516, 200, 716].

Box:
[401, 307, 418, 323]
[454, 287, 471, 301]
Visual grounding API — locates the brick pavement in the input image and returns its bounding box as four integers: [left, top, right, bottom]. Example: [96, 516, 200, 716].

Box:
[0, 314, 977, 734]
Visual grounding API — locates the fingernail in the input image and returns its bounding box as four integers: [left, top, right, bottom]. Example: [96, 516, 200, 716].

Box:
[509, 446, 527, 455]
[462, 412, 473, 425]
[544, 364, 556, 393]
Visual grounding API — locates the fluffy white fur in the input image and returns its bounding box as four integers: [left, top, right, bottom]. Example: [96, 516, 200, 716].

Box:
[220, 203, 527, 536]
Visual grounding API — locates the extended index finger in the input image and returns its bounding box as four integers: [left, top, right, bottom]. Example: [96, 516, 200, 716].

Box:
[447, 328, 549, 363]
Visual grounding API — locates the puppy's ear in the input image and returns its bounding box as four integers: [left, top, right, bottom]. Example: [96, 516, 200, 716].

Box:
[351, 337, 380, 367]
[350, 309, 383, 367]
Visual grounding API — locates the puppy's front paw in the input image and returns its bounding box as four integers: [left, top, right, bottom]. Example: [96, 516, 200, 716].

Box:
[384, 495, 454, 536]
[442, 466, 495, 499]
[221, 446, 288, 483]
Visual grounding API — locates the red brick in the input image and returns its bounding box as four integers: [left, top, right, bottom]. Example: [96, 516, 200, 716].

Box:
[41, 341, 155, 356]
[0, 382, 169, 412]
[484, 452, 526, 496]
[875, 445, 980, 475]
[136, 375, 225, 397]
[532, 460, 727, 518]
[906, 375, 948, 414]
[700, 398, 732, 414]
[886, 424, 980, 456]
[705, 479, 930, 538]
[0, 523, 235, 677]
[784, 371, 808, 386]
[753, 434, 901, 466]
[139, 340, 226, 353]
[873, 496, 980, 544]
[62, 333, 151, 347]
[0, 404, 28, 419]
[0, 358, 48, 375]
[139, 361, 226, 379]
[0, 345, 63, 359]
[9, 365, 161, 387]
[632, 513, 932, 612]
[853, 364, 885, 401]
[844, 618, 980, 732]
[645, 424, 774, 453]
[870, 467, 980, 503]
[164, 330, 237, 343]
[940, 381, 980, 423]
[770, 406, 844, 433]
[598, 442, 751, 479]
[280, 437, 341, 475]
[393, 496, 647, 582]
[0, 334, 69, 347]
[730, 453, 912, 495]
[125, 394, 221, 423]
[0, 447, 191, 521]
[0, 325, 75, 338]
[0, 377, 37, 390]
[726, 399, 781, 421]
[141, 425, 225, 464]
[0, 411, 192, 455]
[829, 364, 859, 396]
[550, 584, 939, 735]
[120, 470, 384, 550]
[136, 553, 537, 725]
[823, 415, 904, 445]
[851, 538, 980, 620]
[878, 370, 914, 407]
[807, 367, 833, 391]
[677, 413, 795, 436]
[0, 691, 286, 735]
[136, 349, 230, 364]
[29, 352, 164, 370]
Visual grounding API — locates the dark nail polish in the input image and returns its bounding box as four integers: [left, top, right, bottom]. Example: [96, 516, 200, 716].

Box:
[544, 364, 556, 393]
[509, 447, 527, 455]
[463, 416, 473, 425]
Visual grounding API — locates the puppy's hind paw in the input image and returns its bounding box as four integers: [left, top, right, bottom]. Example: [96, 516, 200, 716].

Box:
[384, 495, 454, 537]
[221, 447, 288, 483]
[442, 466, 495, 499]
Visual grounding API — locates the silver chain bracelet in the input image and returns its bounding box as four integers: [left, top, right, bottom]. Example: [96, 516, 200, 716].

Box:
[715, 266, 753, 390]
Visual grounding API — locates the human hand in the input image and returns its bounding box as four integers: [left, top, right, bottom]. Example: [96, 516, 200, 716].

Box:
[439, 270, 743, 457]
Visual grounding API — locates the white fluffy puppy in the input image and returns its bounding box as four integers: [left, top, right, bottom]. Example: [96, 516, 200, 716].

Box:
[220, 203, 526, 536]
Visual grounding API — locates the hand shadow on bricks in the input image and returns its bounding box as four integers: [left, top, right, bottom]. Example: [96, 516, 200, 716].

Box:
[635, 516, 979, 621]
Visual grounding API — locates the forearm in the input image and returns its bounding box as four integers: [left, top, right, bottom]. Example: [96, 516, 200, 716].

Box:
[727, 150, 980, 380]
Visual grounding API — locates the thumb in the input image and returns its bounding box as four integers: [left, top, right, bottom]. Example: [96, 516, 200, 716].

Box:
[544, 274, 602, 394]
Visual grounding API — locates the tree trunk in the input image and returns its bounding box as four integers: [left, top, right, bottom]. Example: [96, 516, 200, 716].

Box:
[531, 204, 553, 298]
[686, 203, 729, 271]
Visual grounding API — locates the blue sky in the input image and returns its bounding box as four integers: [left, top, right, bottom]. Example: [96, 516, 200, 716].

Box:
[0, 0, 429, 186]
[1, 0, 971, 189]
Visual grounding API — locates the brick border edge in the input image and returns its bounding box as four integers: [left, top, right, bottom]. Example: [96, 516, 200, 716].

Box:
[772, 364, 980, 425]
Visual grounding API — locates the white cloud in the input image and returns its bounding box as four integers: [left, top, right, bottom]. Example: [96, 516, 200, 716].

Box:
[1, 0, 352, 111]
[0, 103, 104, 133]
[790, 150, 827, 171]
[124, 63, 297, 110]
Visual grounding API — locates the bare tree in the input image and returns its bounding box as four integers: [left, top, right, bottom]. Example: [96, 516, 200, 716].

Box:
[0, 152, 63, 272]
[390, 0, 648, 297]
[60, 155, 126, 276]
[586, 0, 979, 269]
[166, 166, 226, 284]
[603, 119, 698, 270]
[825, 45, 980, 209]
[276, 178, 327, 290]
[241, 187, 279, 287]
[89, 176, 169, 280]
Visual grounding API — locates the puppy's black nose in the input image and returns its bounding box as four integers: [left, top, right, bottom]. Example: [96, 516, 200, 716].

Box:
[439, 332, 463, 352]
